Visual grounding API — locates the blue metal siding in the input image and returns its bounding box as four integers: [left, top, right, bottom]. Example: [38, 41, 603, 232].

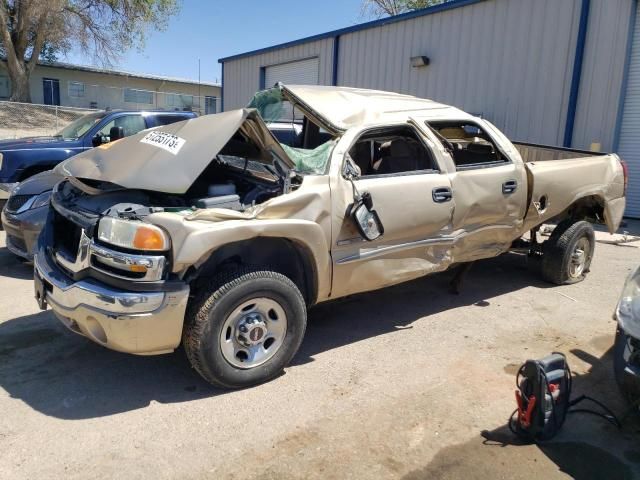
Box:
[331, 36, 340, 87]
[563, 0, 591, 147]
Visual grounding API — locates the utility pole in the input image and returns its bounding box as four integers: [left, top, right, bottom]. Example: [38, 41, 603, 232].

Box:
[198, 58, 201, 114]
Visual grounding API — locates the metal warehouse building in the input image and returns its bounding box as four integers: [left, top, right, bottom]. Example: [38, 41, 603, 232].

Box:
[219, 0, 640, 216]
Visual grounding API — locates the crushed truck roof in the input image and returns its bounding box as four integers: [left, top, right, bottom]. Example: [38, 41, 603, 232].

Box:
[282, 84, 474, 130]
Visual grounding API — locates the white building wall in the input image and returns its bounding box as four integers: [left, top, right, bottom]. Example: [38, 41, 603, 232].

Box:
[222, 38, 334, 110]
[221, 0, 632, 150]
[338, 0, 580, 146]
[572, 0, 634, 151]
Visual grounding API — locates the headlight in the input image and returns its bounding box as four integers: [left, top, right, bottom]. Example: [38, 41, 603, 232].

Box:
[97, 217, 170, 251]
[616, 266, 640, 339]
[13, 190, 52, 213]
[31, 191, 51, 209]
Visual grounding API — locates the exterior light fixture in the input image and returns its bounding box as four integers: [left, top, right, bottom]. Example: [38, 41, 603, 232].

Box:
[410, 56, 430, 68]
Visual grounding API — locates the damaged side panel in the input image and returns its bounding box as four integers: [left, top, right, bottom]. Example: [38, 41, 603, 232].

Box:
[328, 150, 457, 298]
[521, 154, 625, 234]
[148, 175, 334, 302]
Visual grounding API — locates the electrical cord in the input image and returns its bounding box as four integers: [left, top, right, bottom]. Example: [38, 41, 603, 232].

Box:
[568, 395, 622, 429]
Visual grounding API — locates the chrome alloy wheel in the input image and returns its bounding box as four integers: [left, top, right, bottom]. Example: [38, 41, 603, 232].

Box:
[220, 297, 288, 369]
[569, 237, 590, 278]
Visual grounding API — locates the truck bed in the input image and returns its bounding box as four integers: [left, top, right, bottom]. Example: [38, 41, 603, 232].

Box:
[514, 141, 625, 234]
[514, 141, 608, 162]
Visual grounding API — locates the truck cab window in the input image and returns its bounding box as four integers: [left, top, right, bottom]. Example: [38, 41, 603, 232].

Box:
[98, 115, 146, 139]
[248, 87, 336, 150]
[428, 121, 508, 169]
[348, 126, 436, 177]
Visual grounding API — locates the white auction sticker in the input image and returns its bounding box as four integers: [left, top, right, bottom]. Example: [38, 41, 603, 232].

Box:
[140, 131, 186, 155]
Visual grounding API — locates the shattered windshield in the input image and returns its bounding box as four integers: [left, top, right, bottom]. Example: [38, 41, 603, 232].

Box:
[248, 87, 334, 175]
[247, 87, 292, 123]
[281, 140, 336, 174]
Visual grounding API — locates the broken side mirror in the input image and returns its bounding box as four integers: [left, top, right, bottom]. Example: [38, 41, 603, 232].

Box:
[351, 191, 384, 241]
[342, 155, 361, 180]
[92, 133, 104, 147]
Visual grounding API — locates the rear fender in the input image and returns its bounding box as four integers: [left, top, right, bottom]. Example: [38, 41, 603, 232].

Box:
[523, 155, 625, 233]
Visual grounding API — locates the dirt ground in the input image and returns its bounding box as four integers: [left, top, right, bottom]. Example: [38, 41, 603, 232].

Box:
[0, 226, 639, 479]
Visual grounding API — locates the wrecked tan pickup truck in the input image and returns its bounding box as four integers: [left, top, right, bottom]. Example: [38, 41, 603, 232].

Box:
[33, 84, 626, 388]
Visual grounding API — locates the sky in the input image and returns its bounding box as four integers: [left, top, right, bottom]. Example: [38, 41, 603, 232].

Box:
[66, 0, 366, 85]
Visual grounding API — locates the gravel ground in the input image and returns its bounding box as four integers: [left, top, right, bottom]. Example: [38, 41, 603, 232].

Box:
[0, 227, 639, 479]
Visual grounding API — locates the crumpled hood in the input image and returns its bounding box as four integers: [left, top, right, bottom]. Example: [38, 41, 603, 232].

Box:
[55, 109, 294, 194]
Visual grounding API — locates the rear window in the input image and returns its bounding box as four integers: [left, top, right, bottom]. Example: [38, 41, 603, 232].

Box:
[428, 121, 509, 170]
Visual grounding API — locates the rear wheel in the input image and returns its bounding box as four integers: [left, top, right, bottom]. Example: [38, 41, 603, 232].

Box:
[183, 268, 307, 388]
[541, 219, 595, 285]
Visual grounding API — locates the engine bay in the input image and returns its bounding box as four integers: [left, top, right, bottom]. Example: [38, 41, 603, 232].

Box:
[55, 151, 299, 222]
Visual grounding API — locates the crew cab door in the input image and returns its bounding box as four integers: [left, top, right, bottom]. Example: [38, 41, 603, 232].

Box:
[424, 119, 528, 262]
[330, 123, 455, 298]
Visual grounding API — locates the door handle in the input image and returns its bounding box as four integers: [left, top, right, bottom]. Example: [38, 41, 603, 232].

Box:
[432, 187, 452, 203]
[502, 180, 518, 194]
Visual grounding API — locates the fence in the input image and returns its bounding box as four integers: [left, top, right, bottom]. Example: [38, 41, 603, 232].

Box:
[0, 101, 97, 139]
[64, 84, 218, 116]
[0, 90, 220, 139]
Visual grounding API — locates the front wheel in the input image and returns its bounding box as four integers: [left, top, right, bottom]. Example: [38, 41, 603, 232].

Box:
[541, 219, 595, 285]
[183, 268, 307, 389]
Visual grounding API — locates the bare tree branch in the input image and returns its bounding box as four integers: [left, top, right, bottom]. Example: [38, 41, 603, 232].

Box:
[0, 3, 18, 68]
[361, 0, 450, 19]
[0, 0, 180, 102]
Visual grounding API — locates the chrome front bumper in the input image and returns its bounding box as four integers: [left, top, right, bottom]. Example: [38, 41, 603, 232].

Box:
[34, 247, 190, 355]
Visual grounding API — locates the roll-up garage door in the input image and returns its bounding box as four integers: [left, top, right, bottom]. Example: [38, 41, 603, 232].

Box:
[264, 57, 319, 88]
[618, 4, 640, 217]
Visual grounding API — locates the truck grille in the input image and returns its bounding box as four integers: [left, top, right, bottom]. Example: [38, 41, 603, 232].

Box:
[51, 208, 83, 260]
[6, 194, 32, 213]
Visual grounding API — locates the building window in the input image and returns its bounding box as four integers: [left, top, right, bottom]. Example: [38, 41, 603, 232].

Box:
[124, 88, 154, 105]
[205, 96, 217, 114]
[68, 81, 85, 98]
[166, 93, 194, 109]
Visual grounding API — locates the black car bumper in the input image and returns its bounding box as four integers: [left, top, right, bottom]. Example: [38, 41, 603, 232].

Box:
[1, 204, 47, 259]
[613, 326, 640, 401]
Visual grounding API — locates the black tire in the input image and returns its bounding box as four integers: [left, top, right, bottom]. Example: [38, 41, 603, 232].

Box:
[183, 267, 307, 388]
[541, 219, 595, 285]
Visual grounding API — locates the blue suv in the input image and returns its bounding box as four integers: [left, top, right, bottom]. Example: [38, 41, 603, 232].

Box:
[0, 110, 196, 258]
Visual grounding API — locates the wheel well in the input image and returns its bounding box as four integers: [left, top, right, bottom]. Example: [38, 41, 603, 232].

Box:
[19, 165, 53, 181]
[555, 195, 605, 224]
[187, 238, 318, 305]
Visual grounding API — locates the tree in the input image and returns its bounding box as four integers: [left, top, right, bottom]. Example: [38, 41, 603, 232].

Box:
[0, 0, 179, 102]
[361, 0, 451, 19]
